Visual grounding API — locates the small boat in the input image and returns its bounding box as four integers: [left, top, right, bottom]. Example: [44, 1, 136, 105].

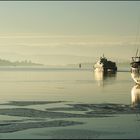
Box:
[130, 49, 140, 84]
[94, 54, 117, 73]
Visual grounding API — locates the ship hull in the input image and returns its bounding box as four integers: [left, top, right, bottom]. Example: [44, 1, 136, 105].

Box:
[94, 67, 117, 73]
[131, 67, 140, 84]
[94, 67, 104, 72]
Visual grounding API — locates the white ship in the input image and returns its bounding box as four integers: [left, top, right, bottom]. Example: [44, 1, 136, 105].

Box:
[94, 55, 117, 73]
[130, 49, 140, 84]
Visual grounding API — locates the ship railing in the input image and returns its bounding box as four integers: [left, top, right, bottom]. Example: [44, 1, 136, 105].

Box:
[132, 57, 140, 62]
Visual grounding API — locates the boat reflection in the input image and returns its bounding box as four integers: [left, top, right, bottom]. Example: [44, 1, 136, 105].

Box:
[131, 84, 140, 108]
[94, 71, 117, 87]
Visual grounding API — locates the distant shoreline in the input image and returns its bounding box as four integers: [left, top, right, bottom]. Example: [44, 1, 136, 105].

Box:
[0, 58, 43, 66]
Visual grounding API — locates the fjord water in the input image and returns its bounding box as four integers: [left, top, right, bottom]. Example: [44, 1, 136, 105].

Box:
[0, 67, 132, 103]
[0, 67, 139, 139]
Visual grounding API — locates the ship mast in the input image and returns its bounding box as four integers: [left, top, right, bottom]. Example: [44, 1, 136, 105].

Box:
[136, 48, 138, 57]
[134, 17, 140, 59]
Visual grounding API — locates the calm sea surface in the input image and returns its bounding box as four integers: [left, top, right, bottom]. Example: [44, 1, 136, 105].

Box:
[0, 67, 139, 139]
[0, 67, 132, 103]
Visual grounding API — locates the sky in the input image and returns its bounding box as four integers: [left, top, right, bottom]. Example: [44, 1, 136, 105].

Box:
[0, 1, 140, 65]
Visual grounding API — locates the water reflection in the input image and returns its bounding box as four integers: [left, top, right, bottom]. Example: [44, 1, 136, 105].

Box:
[94, 71, 117, 87]
[131, 84, 140, 108]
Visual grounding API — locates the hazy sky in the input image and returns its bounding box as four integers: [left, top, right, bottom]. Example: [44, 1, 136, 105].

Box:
[0, 1, 140, 65]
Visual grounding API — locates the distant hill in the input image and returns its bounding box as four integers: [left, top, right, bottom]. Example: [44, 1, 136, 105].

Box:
[0, 58, 43, 66]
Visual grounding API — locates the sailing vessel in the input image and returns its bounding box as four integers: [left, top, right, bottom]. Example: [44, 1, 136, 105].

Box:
[130, 49, 140, 84]
[94, 54, 117, 73]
